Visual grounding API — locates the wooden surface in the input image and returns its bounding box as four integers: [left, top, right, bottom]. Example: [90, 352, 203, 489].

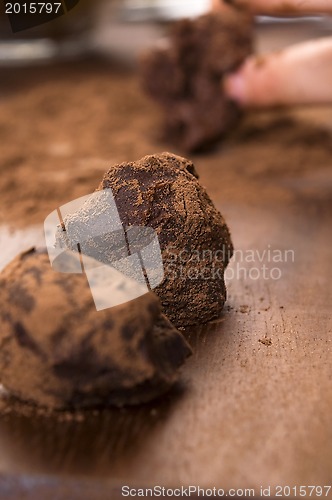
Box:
[0, 21, 332, 500]
[1, 178, 331, 499]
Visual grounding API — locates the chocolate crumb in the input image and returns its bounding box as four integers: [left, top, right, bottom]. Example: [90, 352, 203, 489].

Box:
[258, 337, 272, 347]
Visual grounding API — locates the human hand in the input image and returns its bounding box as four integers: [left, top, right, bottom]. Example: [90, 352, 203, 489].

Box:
[213, 0, 332, 107]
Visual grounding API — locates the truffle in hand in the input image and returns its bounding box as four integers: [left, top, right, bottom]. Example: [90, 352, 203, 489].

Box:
[141, 10, 253, 152]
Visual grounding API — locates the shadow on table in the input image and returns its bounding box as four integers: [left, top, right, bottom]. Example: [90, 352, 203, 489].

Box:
[0, 382, 186, 477]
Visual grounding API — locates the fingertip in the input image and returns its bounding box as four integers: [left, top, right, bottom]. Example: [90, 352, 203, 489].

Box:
[223, 73, 248, 106]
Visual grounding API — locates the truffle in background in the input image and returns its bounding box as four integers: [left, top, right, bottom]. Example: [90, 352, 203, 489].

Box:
[141, 10, 253, 152]
[0, 248, 191, 410]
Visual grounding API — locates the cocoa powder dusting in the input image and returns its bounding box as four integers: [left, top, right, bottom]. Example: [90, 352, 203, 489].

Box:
[56, 152, 234, 327]
[0, 248, 191, 410]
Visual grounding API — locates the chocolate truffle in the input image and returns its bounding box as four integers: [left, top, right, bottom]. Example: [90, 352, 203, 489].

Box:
[56, 153, 234, 327]
[141, 10, 253, 152]
[0, 248, 191, 409]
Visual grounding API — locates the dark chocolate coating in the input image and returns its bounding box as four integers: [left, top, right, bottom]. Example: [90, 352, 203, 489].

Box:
[56, 153, 234, 327]
[141, 11, 253, 152]
[0, 248, 191, 409]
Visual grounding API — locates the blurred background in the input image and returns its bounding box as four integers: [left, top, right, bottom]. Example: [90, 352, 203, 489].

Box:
[0, 0, 332, 64]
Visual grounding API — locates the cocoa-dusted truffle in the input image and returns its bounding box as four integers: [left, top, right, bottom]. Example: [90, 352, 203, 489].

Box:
[56, 153, 234, 327]
[0, 248, 191, 409]
[141, 10, 253, 152]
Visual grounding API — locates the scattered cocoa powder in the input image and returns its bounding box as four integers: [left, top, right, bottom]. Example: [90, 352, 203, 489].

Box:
[0, 62, 332, 228]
